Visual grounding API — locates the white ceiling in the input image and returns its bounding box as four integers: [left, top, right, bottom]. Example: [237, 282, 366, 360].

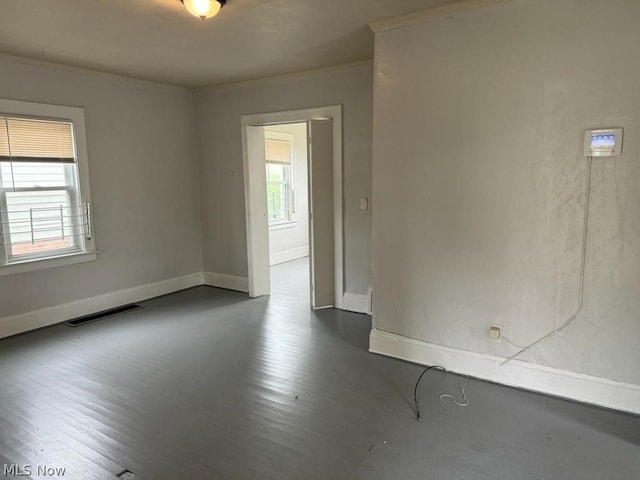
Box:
[0, 0, 458, 88]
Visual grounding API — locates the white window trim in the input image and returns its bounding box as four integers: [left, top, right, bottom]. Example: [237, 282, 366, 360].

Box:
[0, 251, 98, 277]
[0, 98, 96, 274]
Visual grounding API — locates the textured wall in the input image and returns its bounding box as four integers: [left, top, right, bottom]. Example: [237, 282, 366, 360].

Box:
[372, 0, 640, 384]
[0, 57, 203, 318]
[194, 64, 373, 295]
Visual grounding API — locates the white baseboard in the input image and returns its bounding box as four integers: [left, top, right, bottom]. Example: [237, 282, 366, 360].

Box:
[269, 246, 309, 266]
[0, 272, 204, 339]
[342, 292, 370, 315]
[203, 272, 249, 293]
[369, 329, 640, 415]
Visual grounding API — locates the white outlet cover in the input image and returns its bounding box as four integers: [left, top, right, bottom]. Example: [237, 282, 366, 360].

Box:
[489, 325, 502, 341]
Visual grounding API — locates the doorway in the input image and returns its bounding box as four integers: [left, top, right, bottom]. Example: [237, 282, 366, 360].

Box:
[264, 123, 310, 302]
[241, 105, 343, 310]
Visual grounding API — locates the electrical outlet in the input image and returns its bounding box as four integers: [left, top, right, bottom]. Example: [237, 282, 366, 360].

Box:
[489, 325, 502, 342]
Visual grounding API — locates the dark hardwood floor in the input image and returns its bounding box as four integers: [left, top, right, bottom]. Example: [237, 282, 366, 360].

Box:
[1, 259, 639, 479]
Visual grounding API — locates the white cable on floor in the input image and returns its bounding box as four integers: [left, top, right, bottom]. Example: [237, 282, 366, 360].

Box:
[501, 156, 593, 366]
[414, 366, 471, 420]
[439, 375, 470, 407]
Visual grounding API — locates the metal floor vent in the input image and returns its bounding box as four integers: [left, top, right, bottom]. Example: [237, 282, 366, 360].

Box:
[116, 470, 136, 480]
[65, 304, 142, 327]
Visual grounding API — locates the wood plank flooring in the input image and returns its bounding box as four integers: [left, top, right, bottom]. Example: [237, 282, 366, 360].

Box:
[1, 258, 639, 479]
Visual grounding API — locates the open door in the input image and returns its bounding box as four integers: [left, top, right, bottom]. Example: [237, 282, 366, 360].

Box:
[244, 125, 271, 297]
[308, 119, 334, 309]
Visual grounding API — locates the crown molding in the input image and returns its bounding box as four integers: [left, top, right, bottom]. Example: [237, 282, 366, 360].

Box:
[196, 60, 373, 92]
[370, 0, 516, 34]
[0, 52, 189, 92]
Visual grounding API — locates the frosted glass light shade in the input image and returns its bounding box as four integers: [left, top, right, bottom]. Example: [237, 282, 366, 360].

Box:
[183, 0, 222, 19]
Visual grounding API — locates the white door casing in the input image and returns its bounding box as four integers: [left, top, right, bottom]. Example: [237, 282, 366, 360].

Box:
[241, 105, 343, 309]
[243, 125, 271, 297]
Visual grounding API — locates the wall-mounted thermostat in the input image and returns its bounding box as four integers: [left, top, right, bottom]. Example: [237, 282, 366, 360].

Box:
[584, 128, 623, 157]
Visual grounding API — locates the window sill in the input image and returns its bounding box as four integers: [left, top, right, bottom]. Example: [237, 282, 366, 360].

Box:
[269, 221, 298, 231]
[0, 251, 99, 277]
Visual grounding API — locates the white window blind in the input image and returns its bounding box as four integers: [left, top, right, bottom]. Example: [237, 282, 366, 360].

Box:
[265, 140, 291, 164]
[0, 116, 75, 164]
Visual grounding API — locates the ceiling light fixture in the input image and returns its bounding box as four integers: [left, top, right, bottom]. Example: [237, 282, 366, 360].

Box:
[181, 0, 226, 20]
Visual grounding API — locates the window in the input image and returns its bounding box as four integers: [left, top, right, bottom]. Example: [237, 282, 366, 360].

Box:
[0, 99, 95, 273]
[265, 134, 295, 225]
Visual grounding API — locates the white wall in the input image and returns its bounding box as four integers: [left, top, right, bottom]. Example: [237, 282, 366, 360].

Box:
[372, 0, 640, 391]
[0, 57, 203, 324]
[265, 123, 309, 266]
[194, 63, 373, 295]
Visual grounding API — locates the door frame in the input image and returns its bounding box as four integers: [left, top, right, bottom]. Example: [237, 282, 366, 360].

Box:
[241, 105, 343, 309]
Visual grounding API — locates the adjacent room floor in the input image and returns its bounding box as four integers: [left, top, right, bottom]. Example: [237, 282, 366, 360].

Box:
[0, 263, 639, 479]
[270, 256, 310, 303]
